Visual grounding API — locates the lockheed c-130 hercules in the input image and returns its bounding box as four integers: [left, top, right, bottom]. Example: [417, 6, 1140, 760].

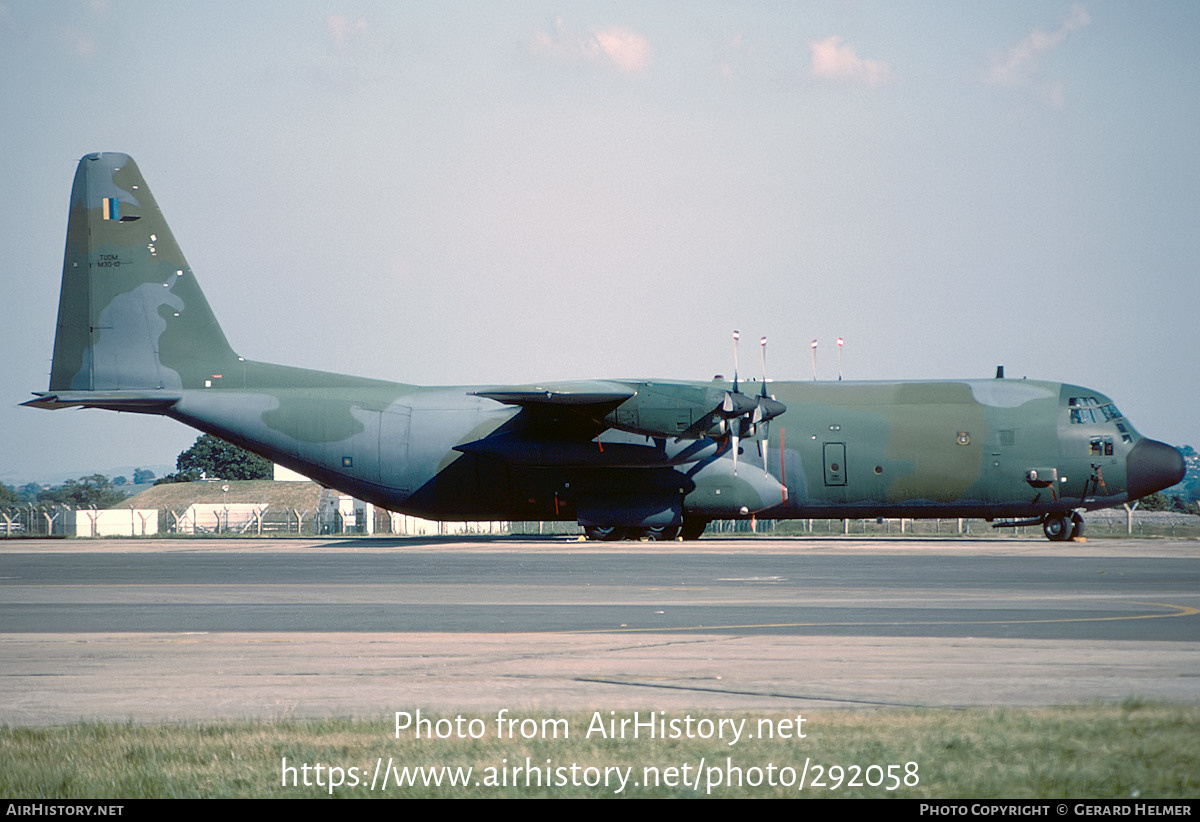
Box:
[26, 153, 1186, 541]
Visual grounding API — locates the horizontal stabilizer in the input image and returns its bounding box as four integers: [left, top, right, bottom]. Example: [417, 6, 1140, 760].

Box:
[22, 390, 182, 412]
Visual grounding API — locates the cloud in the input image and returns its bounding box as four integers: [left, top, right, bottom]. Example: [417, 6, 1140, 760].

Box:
[810, 36, 890, 86]
[328, 14, 367, 50]
[593, 26, 651, 72]
[531, 17, 651, 73]
[986, 3, 1091, 87]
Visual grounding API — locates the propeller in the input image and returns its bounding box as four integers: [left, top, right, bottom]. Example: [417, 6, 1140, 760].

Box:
[719, 331, 786, 475]
[755, 337, 786, 474]
[673, 331, 789, 475]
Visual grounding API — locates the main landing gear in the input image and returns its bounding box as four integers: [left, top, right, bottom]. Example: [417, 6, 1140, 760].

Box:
[582, 517, 710, 541]
[582, 525, 679, 541]
[992, 510, 1085, 541]
[1042, 511, 1084, 541]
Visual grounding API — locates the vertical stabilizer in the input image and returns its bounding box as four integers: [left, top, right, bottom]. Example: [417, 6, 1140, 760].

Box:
[49, 153, 238, 392]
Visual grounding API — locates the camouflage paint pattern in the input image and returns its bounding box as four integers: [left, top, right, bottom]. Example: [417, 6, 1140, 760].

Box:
[27, 154, 1186, 538]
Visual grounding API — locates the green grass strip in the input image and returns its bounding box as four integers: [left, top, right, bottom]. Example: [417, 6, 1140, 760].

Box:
[3, 703, 1196, 798]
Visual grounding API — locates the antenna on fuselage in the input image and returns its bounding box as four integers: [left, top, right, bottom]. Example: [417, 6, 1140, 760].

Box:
[810, 339, 818, 381]
[837, 337, 844, 381]
[996, 365, 1005, 379]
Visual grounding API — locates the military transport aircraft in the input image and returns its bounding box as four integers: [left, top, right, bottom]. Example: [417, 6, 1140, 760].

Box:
[26, 153, 1186, 540]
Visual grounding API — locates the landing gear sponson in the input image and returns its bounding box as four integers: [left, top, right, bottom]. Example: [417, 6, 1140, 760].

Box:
[991, 510, 1085, 541]
[582, 517, 710, 541]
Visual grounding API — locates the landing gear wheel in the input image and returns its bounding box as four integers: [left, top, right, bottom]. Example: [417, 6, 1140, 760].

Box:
[644, 525, 681, 541]
[679, 517, 709, 541]
[1069, 511, 1084, 540]
[584, 525, 624, 541]
[1043, 514, 1072, 541]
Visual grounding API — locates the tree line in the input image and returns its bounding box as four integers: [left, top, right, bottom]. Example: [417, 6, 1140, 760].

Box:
[2, 435, 272, 509]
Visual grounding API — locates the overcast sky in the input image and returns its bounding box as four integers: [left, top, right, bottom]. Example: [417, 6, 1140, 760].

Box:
[2, 1, 1197, 484]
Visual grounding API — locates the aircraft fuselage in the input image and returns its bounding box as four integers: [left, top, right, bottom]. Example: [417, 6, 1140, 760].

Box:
[151, 369, 1175, 529]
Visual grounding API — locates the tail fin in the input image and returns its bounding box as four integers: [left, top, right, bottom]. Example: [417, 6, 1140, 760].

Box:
[48, 152, 239, 393]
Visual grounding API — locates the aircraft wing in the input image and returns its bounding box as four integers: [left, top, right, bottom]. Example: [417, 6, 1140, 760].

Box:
[471, 377, 784, 459]
[472, 381, 635, 409]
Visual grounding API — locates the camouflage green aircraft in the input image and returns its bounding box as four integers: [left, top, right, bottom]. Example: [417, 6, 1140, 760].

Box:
[26, 153, 1186, 540]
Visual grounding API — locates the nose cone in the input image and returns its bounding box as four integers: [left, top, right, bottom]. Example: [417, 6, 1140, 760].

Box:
[1126, 439, 1186, 501]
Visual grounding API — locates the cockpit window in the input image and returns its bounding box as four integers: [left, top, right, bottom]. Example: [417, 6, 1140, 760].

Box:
[1069, 397, 1122, 424]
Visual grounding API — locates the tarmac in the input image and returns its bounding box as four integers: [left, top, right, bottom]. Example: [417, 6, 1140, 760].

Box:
[2, 536, 1198, 724]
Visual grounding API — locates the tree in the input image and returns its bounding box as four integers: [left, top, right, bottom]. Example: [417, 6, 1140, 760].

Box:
[158, 435, 273, 482]
[1138, 493, 1170, 512]
[1177, 445, 1199, 503]
[0, 483, 21, 508]
[133, 468, 156, 484]
[36, 474, 128, 509]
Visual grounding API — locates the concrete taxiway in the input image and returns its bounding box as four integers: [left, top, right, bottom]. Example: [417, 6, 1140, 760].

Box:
[1, 537, 1197, 724]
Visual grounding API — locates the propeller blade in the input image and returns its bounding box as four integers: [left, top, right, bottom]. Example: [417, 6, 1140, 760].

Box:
[759, 336, 769, 473]
[732, 330, 740, 393]
[760, 336, 769, 397]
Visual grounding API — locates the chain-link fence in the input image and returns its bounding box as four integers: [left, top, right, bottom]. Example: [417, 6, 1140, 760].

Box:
[4, 505, 1198, 539]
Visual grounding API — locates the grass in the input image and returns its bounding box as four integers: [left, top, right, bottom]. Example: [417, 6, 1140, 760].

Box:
[3, 704, 1197, 798]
